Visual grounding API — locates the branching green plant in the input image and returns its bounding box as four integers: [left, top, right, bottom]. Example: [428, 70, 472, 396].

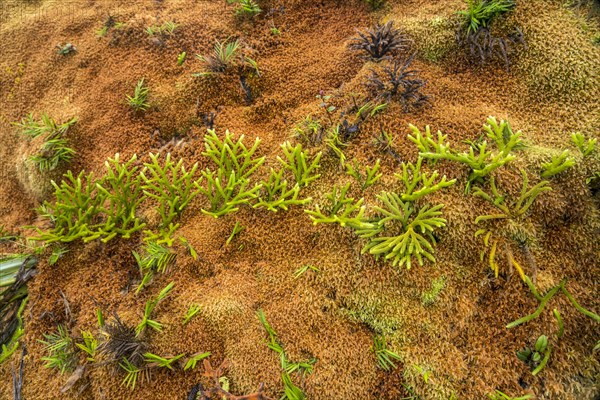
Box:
[409, 117, 523, 190]
[183, 304, 201, 325]
[133, 241, 176, 293]
[203, 130, 264, 181]
[395, 158, 456, 202]
[32, 171, 104, 243]
[75, 330, 98, 362]
[293, 264, 320, 279]
[141, 153, 201, 243]
[278, 142, 322, 187]
[474, 172, 551, 224]
[39, 325, 77, 373]
[506, 277, 600, 330]
[355, 192, 447, 269]
[35, 154, 148, 243]
[126, 78, 150, 112]
[144, 352, 184, 370]
[571, 132, 596, 157]
[96, 154, 146, 241]
[346, 159, 382, 190]
[136, 282, 174, 336]
[200, 130, 264, 217]
[254, 168, 312, 212]
[541, 150, 576, 178]
[305, 184, 366, 227]
[184, 352, 211, 371]
[373, 335, 401, 371]
[473, 171, 551, 277]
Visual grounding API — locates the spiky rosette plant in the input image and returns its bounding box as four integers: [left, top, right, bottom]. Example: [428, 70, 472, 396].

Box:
[350, 21, 410, 60]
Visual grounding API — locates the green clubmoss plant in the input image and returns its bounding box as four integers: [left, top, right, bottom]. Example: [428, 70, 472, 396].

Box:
[409, 116, 523, 190]
[305, 183, 366, 227]
[346, 159, 382, 190]
[540, 150, 576, 178]
[277, 142, 321, 187]
[254, 168, 312, 212]
[571, 132, 596, 157]
[141, 153, 200, 244]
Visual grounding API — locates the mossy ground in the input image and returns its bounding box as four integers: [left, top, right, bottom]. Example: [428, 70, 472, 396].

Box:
[0, 0, 599, 399]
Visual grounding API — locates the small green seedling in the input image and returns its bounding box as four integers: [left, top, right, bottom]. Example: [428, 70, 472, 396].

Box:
[184, 352, 211, 371]
[183, 304, 201, 325]
[293, 264, 320, 279]
[516, 335, 551, 375]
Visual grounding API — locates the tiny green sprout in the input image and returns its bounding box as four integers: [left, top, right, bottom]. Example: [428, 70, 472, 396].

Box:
[571, 132, 596, 157]
[373, 335, 401, 371]
[97, 308, 105, 328]
[120, 358, 141, 390]
[56, 43, 76, 55]
[183, 304, 201, 325]
[126, 78, 150, 112]
[144, 352, 184, 370]
[48, 246, 68, 266]
[184, 351, 211, 371]
[270, 27, 281, 36]
[226, 222, 245, 246]
[177, 51, 187, 66]
[178, 237, 198, 260]
[135, 282, 174, 336]
[75, 331, 97, 362]
[293, 264, 320, 279]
